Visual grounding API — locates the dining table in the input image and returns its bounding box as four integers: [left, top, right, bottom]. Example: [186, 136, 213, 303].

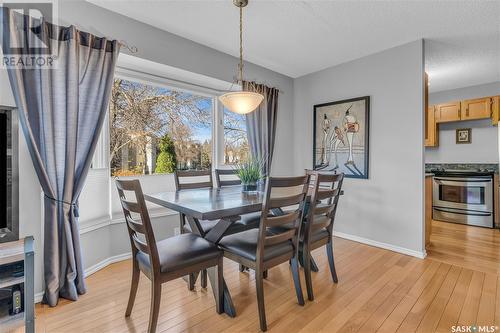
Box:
[144, 185, 342, 317]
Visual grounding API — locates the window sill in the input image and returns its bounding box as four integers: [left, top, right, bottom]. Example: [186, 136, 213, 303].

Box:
[79, 208, 178, 235]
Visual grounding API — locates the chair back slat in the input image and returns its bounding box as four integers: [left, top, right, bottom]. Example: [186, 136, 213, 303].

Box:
[265, 211, 300, 228]
[304, 171, 344, 243]
[264, 229, 296, 246]
[174, 170, 213, 190]
[115, 179, 160, 274]
[126, 215, 146, 234]
[256, 175, 310, 263]
[215, 169, 242, 188]
[269, 193, 306, 209]
[132, 234, 150, 254]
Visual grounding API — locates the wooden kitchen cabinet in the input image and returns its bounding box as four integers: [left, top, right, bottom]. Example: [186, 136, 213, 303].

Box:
[461, 97, 492, 121]
[492, 96, 500, 126]
[425, 106, 438, 147]
[435, 101, 461, 123]
[425, 175, 433, 249]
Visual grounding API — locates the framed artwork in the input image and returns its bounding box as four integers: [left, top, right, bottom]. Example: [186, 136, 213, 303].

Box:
[313, 96, 370, 179]
[456, 128, 471, 144]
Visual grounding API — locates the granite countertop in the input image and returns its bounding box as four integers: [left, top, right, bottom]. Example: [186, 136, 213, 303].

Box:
[425, 163, 499, 174]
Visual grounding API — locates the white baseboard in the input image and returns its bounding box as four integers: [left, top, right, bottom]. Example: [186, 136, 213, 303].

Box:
[34, 252, 132, 304]
[84, 252, 132, 277]
[334, 231, 427, 259]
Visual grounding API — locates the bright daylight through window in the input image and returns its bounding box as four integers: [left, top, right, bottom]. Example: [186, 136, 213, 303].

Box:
[109, 79, 212, 176]
[106, 78, 250, 177]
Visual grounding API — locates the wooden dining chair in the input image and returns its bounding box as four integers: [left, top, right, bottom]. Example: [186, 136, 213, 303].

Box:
[215, 168, 242, 187]
[218, 175, 310, 331]
[301, 171, 344, 301]
[116, 179, 223, 333]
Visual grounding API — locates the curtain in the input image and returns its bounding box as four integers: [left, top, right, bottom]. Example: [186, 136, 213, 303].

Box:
[243, 81, 279, 177]
[1, 8, 120, 306]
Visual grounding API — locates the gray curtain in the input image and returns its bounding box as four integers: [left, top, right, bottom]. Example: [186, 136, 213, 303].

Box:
[243, 81, 279, 177]
[1, 8, 120, 306]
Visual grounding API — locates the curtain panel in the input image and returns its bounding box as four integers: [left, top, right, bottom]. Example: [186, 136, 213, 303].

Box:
[1, 8, 120, 306]
[242, 81, 279, 177]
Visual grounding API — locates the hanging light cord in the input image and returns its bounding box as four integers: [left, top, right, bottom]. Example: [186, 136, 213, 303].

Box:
[238, 5, 244, 84]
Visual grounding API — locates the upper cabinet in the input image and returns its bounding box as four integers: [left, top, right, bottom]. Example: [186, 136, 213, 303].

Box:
[461, 97, 492, 121]
[492, 96, 499, 126]
[425, 106, 438, 147]
[435, 101, 461, 123]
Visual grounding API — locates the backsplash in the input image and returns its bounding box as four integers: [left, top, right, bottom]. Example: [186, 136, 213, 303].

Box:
[425, 163, 499, 173]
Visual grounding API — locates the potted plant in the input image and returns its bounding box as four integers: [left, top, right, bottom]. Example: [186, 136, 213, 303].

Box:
[234, 157, 263, 192]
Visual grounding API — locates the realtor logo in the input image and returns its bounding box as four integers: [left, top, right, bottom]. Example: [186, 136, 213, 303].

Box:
[0, 1, 58, 68]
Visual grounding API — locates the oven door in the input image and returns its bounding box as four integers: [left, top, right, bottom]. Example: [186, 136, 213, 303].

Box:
[432, 177, 493, 213]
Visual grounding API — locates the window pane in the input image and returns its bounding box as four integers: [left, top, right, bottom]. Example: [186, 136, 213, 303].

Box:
[109, 79, 212, 176]
[223, 108, 249, 165]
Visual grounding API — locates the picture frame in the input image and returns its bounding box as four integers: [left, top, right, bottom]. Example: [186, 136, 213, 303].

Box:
[313, 96, 370, 179]
[456, 128, 471, 144]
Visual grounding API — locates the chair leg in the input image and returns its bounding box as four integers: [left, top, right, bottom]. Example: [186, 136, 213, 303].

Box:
[201, 269, 208, 288]
[255, 269, 267, 331]
[290, 256, 305, 306]
[326, 241, 338, 283]
[302, 249, 314, 301]
[125, 261, 140, 317]
[148, 281, 162, 333]
[188, 273, 196, 291]
[310, 257, 319, 273]
[215, 258, 224, 314]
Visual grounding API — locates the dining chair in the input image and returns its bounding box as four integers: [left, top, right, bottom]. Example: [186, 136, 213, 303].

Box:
[301, 171, 344, 301]
[218, 175, 310, 331]
[215, 168, 262, 273]
[116, 179, 223, 333]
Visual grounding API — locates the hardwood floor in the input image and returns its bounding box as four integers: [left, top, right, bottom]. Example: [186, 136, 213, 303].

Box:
[22, 231, 500, 332]
[427, 219, 500, 275]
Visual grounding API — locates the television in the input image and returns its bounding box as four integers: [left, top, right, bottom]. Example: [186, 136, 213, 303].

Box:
[0, 108, 18, 243]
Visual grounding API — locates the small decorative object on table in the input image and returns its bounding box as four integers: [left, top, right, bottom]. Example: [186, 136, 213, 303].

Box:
[234, 158, 263, 192]
[456, 128, 471, 144]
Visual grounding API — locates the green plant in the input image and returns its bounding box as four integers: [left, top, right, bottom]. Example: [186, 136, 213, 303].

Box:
[234, 157, 263, 185]
[155, 135, 177, 174]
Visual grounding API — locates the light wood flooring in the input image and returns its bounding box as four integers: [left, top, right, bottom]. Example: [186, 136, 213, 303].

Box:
[22, 223, 500, 332]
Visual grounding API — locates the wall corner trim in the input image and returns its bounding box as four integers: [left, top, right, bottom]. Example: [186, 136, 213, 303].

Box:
[333, 231, 427, 259]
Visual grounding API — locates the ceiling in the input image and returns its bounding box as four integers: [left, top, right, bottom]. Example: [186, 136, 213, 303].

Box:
[89, 0, 500, 93]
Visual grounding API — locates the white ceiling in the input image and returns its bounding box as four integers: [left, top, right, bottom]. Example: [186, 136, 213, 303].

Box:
[90, 0, 500, 93]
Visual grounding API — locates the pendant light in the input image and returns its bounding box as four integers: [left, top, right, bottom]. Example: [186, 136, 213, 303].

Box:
[219, 0, 264, 114]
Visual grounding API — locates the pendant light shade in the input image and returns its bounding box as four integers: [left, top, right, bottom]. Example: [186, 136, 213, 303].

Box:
[221, 0, 264, 114]
[219, 91, 264, 114]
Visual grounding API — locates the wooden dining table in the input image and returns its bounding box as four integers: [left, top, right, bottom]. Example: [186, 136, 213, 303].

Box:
[144, 185, 342, 317]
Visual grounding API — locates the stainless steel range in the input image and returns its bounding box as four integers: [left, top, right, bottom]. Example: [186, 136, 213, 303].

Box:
[431, 168, 494, 228]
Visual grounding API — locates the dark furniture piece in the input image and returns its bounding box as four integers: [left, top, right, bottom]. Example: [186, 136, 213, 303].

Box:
[0, 108, 19, 243]
[302, 171, 344, 301]
[215, 168, 242, 187]
[218, 176, 309, 331]
[116, 179, 223, 333]
[0, 237, 34, 333]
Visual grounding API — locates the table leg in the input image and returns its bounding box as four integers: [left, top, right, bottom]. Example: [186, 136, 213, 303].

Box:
[207, 266, 236, 317]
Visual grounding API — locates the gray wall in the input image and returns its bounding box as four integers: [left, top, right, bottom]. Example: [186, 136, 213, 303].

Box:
[293, 40, 425, 256]
[425, 81, 500, 164]
[1, 0, 295, 297]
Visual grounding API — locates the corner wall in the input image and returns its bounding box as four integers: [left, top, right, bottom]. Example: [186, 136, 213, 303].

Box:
[293, 40, 425, 256]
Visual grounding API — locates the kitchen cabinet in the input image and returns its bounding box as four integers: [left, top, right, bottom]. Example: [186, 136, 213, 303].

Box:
[425, 106, 438, 147]
[435, 101, 461, 123]
[461, 97, 492, 121]
[492, 96, 500, 126]
[425, 175, 433, 249]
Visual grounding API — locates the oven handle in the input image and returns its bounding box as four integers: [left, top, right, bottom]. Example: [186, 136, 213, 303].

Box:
[434, 178, 492, 187]
[434, 177, 492, 183]
[434, 207, 492, 217]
